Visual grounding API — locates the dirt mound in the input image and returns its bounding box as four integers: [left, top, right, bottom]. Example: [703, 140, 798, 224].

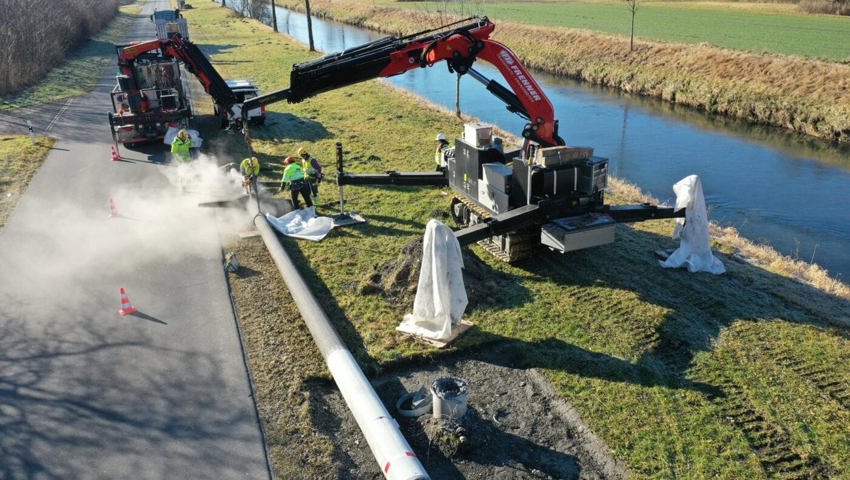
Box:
[358, 238, 508, 308]
[316, 345, 625, 479]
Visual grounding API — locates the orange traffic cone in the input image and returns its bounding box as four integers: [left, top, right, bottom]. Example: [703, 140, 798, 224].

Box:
[108, 197, 119, 218]
[118, 287, 137, 316]
[111, 146, 120, 162]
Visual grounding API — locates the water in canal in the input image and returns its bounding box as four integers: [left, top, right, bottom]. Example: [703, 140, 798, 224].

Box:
[263, 7, 849, 280]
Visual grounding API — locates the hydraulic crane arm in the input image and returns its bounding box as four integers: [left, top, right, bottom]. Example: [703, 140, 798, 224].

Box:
[117, 35, 238, 114]
[243, 17, 564, 146]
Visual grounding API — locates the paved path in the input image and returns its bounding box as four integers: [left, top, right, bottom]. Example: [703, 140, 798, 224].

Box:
[0, 2, 271, 478]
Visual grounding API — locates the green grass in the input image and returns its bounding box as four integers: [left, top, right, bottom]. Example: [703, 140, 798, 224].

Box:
[0, 3, 141, 111]
[184, 3, 850, 478]
[0, 135, 54, 228]
[385, 0, 850, 60]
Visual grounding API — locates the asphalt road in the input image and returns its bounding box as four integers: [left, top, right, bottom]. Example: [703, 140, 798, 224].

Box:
[0, 1, 272, 478]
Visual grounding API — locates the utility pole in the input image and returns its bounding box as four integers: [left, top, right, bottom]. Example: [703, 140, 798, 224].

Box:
[270, 0, 278, 32]
[305, 0, 315, 51]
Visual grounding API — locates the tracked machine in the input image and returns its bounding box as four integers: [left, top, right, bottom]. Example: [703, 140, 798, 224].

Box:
[242, 16, 684, 260]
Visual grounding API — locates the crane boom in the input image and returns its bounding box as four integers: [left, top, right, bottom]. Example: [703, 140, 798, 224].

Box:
[242, 17, 564, 146]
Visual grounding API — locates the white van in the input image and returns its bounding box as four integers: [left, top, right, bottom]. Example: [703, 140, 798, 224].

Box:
[215, 79, 265, 127]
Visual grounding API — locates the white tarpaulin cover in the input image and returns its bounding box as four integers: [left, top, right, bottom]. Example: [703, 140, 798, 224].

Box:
[661, 175, 725, 274]
[266, 207, 333, 241]
[163, 126, 203, 148]
[397, 219, 468, 340]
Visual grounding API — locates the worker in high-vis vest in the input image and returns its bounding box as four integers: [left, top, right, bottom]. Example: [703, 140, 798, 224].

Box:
[297, 146, 323, 203]
[279, 156, 313, 209]
[170, 129, 192, 163]
[434, 132, 451, 172]
[239, 156, 260, 195]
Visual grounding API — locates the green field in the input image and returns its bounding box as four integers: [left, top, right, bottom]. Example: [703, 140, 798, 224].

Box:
[384, 0, 850, 60]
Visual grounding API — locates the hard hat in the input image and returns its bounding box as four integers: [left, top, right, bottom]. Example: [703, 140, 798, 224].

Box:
[178, 129, 187, 138]
[297, 147, 308, 157]
[435, 133, 447, 142]
[251, 156, 258, 163]
[283, 156, 295, 165]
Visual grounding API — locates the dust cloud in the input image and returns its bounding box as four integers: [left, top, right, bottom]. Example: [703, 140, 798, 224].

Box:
[0, 154, 254, 311]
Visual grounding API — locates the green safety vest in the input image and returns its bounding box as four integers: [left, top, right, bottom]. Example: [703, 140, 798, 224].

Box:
[282, 162, 305, 185]
[435, 143, 448, 166]
[240, 158, 260, 175]
[301, 155, 320, 177]
[171, 136, 191, 155]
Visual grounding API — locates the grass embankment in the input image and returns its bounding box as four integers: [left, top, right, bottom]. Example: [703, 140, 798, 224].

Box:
[279, 0, 850, 144]
[0, 135, 53, 228]
[382, 0, 850, 60]
[0, 3, 141, 111]
[184, 3, 850, 478]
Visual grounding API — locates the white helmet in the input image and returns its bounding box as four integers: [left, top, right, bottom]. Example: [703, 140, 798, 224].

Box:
[435, 133, 447, 142]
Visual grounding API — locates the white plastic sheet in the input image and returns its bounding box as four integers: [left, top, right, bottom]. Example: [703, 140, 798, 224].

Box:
[163, 126, 203, 148]
[265, 207, 334, 241]
[661, 175, 725, 274]
[397, 219, 468, 340]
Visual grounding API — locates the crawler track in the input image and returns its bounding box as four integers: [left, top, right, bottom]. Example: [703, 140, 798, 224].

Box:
[451, 196, 536, 262]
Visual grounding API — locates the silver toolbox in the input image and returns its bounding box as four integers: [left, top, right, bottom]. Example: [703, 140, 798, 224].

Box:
[540, 213, 615, 253]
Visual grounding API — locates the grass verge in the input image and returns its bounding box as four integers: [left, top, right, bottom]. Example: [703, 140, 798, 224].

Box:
[184, 3, 850, 478]
[277, 0, 850, 144]
[0, 3, 141, 111]
[0, 135, 54, 229]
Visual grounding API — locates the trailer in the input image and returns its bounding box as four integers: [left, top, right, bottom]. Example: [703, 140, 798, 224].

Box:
[151, 9, 189, 41]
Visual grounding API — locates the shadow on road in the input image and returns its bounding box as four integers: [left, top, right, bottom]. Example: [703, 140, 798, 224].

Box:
[0, 311, 260, 479]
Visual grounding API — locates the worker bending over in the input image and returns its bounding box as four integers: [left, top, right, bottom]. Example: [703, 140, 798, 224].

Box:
[297, 147, 324, 203]
[240, 156, 260, 195]
[280, 156, 313, 209]
[434, 133, 452, 172]
[171, 129, 192, 163]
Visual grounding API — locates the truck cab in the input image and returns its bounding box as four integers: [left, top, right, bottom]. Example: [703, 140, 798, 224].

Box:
[215, 80, 265, 128]
[151, 9, 189, 40]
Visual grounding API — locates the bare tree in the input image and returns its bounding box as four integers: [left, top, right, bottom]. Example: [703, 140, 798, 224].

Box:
[0, 0, 121, 95]
[625, 0, 638, 52]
